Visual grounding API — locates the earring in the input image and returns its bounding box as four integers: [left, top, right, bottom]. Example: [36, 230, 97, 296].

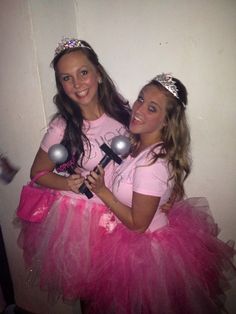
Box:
[98, 78, 102, 84]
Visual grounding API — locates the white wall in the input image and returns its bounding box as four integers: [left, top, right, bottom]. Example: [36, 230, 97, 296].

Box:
[0, 0, 235, 313]
[0, 1, 80, 313]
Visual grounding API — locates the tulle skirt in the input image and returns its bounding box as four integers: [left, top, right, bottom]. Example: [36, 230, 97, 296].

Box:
[84, 198, 236, 314]
[17, 192, 108, 302]
[17, 195, 236, 313]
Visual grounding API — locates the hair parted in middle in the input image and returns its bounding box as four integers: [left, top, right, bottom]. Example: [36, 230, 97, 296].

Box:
[50, 39, 131, 169]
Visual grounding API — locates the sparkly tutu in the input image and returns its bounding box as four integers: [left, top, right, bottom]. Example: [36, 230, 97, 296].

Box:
[17, 192, 108, 302]
[85, 198, 236, 314]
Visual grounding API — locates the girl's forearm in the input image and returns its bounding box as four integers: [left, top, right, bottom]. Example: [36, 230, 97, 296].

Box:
[34, 172, 70, 191]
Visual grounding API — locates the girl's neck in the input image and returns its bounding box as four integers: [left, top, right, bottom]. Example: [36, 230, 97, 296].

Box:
[132, 136, 162, 157]
[82, 104, 104, 121]
[131, 143, 150, 157]
[140, 134, 162, 150]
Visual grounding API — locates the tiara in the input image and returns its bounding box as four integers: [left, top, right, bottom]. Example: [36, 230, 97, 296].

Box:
[153, 73, 186, 108]
[55, 37, 91, 56]
[153, 73, 179, 99]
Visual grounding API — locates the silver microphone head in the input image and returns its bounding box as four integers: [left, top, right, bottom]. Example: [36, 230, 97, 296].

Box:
[111, 135, 131, 156]
[48, 144, 68, 164]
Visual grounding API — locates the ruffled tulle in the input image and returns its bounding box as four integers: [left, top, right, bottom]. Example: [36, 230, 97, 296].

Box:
[85, 198, 236, 314]
[17, 196, 236, 312]
[17, 193, 108, 302]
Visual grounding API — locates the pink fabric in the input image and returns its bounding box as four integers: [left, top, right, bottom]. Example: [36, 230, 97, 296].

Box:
[82, 148, 236, 313]
[18, 117, 236, 311]
[18, 195, 108, 301]
[41, 114, 127, 172]
[17, 113, 128, 300]
[40, 114, 128, 203]
[18, 195, 236, 311]
[40, 117, 66, 153]
[86, 198, 236, 314]
[110, 146, 172, 231]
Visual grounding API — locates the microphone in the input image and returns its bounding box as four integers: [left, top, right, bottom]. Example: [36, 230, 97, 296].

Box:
[79, 135, 131, 199]
[48, 144, 69, 164]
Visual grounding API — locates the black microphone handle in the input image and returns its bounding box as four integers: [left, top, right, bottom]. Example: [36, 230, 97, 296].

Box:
[78, 183, 94, 199]
[79, 155, 112, 198]
[97, 155, 112, 169]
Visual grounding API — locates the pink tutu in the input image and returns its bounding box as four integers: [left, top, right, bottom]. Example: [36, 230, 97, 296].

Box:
[85, 198, 236, 314]
[17, 192, 108, 302]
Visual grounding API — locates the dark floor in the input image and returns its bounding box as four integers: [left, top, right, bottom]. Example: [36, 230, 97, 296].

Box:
[14, 306, 35, 314]
[1, 305, 35, 314]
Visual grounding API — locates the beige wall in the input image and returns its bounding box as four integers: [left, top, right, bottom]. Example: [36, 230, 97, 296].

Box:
[0, 0, 235, 313]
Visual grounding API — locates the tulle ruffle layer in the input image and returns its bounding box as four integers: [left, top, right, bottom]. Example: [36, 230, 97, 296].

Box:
[17, 196, 236, 313]
[85, 198, 236, 314]
[17, 194, 108, 302]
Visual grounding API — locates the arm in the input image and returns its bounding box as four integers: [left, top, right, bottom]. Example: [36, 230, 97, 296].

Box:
[31, 117, 84, 192]
[86, 166, 160, 233]
[160, 189, 177, 213]
[30, 148, 83, 193]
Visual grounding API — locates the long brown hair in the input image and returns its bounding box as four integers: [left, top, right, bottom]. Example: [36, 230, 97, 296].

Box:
[51, 40, 131, 168]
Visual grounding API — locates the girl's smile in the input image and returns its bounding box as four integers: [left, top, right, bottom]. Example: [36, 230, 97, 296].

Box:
[57, 50, 101, 110]
[129, 84, 167, 145]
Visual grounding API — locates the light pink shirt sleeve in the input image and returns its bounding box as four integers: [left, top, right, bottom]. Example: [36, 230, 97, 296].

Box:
[133, 159, 169, 197]
[40, 117, 66, 152]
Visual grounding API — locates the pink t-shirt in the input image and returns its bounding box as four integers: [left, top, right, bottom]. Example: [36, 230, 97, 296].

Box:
[40, 113, 127, 202]
[111, 147, 173, 231]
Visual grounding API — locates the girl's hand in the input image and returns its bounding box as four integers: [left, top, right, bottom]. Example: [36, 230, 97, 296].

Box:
[67, 173, 84, 193]
[74, 167, 82, 174]
[85, 165, 106, 195]
[160, 191, 177, 213]
[160, 200, 172, 213]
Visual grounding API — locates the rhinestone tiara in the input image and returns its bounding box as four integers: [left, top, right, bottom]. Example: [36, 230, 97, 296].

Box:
[153, 73, 179, 99]
[54, 37, 92, 56]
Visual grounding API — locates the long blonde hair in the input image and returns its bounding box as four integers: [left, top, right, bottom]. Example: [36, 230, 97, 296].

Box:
[130, 78, 191, 200]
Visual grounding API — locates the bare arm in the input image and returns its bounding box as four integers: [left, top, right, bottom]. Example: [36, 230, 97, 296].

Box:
[86, 166, 160, 233]
[30, 148, 83, 193]
[160, 186, 177, 213]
